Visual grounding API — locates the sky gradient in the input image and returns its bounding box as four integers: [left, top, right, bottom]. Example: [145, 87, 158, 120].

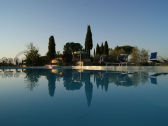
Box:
[0, 0, 168, 58]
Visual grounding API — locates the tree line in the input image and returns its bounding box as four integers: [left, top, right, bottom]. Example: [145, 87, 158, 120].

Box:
[22, 25, 150, 66]
[25, 25, 93, 66]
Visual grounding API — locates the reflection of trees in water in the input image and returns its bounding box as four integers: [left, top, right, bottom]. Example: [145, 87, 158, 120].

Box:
[64, 81, 82, 90]
[46, 73, 56, 97]
[62, 70, 93, 107]
[24, 69, 62, 97]
[14, 69, 23, 78]
[128, 72, 149, 86]
[63, 70, 83, 90]
[85, 82, 93, 107]
[140, 72, 149, 84]
[114, 73, 133, 87]
[0, 69, 150, 91]
[1, 69, 152, 107]
[94, 71, 109, 91]
[84, 72, 93, 107]
[93, 71, 149, 88]
[0, 69, 23, 78]
[24, 69, 40, 91]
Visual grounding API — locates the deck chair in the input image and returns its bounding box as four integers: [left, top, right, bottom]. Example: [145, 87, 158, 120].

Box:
[150, 52, 158, 62]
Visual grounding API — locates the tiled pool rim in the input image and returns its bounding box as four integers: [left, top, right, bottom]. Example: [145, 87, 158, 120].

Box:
[1, 66, 168, 72]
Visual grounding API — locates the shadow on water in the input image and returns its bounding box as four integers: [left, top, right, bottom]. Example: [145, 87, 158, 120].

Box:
[1, 68, 168, 107]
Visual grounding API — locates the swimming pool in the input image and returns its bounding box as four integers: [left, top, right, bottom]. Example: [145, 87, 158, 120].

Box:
[0, 69, 168, 126]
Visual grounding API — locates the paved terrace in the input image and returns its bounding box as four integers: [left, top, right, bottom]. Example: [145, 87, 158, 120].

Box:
[0, 66, 168, 72]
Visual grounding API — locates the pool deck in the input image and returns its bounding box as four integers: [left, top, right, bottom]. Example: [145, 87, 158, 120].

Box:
[0, 66, 168, 72]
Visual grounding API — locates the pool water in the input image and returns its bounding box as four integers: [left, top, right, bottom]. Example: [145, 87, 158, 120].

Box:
[0, 69, 168, 126]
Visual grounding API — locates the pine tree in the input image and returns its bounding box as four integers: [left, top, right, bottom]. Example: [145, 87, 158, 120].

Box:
[104, 41, 109, 56]
[47, 36, 56, 60]
[85, 25, 93, 58]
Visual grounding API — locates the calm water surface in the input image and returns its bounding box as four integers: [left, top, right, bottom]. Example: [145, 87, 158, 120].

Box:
[0, 69, 168, 126]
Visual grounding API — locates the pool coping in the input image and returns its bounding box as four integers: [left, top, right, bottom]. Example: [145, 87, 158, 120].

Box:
[0, 66, 168, 72]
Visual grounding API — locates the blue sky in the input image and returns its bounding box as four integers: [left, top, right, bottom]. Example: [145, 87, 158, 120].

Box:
[0, 0, 168, 58]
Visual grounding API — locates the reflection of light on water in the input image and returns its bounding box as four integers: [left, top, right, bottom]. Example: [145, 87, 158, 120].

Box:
[52, 69, 58, 73]
[45, 65, 53, 69]
[77, 69, 84, 72]
[46, 65, 59, 69]
[51, 69, 63, 75]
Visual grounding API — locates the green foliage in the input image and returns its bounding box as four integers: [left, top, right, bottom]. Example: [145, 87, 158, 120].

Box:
[56, 51, 62, 58]
[63, 42, 82, 65]
[47, 36, 56, 60]
[63, 42, 83, 54]
[130, 47, 140, 63]
[107, 45, 133, 62]
[85, 25, 93, 58]
[140, 49, 149, 64]
[109, 48, 126, 62]
[25, 43, 41, 66]
[95, 41, 109, 57]
[130, 47, 149, 64]
[116, 45, 134, 54]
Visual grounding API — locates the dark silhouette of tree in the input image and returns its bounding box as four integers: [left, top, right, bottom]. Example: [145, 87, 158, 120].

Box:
[62, 70, 83, 90]
[24, 69, 40, 91]
[25, 43, 40, 66]
[63, 42, 83, 55]
[46, 72, 56, 97]
[96, 44, 100, 55]
[100, 43, 104, 55]
[94, 49, 96, 57]
[85, 81, 93, 107]
[116, 45, 134, 54]
[84, 72, 93, 107]
[47, 36, 56, 61]
[24, 69, 57, 96]
[85, 25, 93, 58]
[104, 41, 109, 56]
[63, 52, 73, 65]
[39, 56, 48, 65]
[63, 42, 82, 65]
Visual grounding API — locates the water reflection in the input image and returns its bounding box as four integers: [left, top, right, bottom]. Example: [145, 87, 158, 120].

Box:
[150, 73, 168, 85]
[84, 71, 93, 107]
[0, 69, 168, 107]
[24, 69, 62, 96]
[63, 70, 83, 90]
[24, 69, 40, 91]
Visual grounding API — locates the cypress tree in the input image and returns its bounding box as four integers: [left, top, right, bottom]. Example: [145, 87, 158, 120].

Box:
[47, 36, 56, 60]
[100, 43, 104, 55]
[96, 44, 100, 55]
[94, 49, 96, 57]
[85, 25, 93, 58]
[104, 41, 109, 56]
